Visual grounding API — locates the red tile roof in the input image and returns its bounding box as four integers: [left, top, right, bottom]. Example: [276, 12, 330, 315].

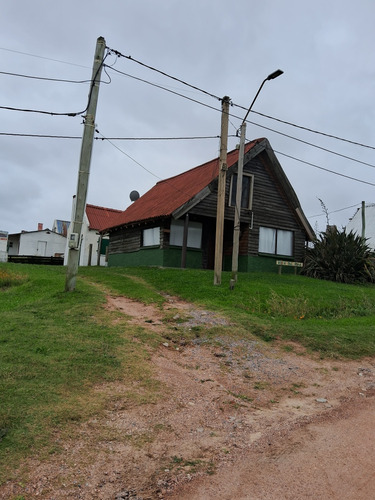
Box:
[86, 204, 122, 231]
[105, 140, 262, 231]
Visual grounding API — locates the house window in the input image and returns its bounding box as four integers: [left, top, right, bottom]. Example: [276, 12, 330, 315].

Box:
[170, 220, 202, 249]
[229, 173, 254, 209]
[142, 227, 160, 247]
[259, 227, 293, 256]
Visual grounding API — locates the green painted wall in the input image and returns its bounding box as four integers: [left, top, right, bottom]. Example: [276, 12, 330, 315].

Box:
[108, 247, 203, 269]
[108, 247, 164, 267]
[109, 249, 299, 274]
[223, 254, 301, 274]
[162, 247, 202, 268]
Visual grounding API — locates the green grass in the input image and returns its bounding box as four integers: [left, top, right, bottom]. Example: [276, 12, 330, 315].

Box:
[85, 266, 375, 359]
[1, 263, 375, 482]
[0, 263, 162, 483]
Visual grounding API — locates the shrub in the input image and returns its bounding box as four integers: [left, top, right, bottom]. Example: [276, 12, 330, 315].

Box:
[302, 228, 375, 284]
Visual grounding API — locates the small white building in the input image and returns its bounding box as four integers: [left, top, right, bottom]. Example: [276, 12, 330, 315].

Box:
[64, 203, 122, 266]
[8, 227, 67, 258]
[346, 203, 375, 250]
[0, 230, 8, 262]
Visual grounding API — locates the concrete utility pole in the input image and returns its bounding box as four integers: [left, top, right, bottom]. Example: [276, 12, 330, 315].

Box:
[362, 200, 366, 239]
[231, 120, 246, 285]
[214, 96, 230, 285]
[231, 69, 283, 286]
[65, 36, 106, 292]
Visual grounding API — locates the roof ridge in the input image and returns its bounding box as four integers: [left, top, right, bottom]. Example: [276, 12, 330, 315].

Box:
[155, 139, 264, 186]
[86, 203, 122, 213]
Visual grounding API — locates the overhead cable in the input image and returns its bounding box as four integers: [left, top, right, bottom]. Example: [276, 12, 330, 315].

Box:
[0, 50, 111, 117]
[107, 45, 375, 151]
[0, 131, 226, 141]
[0, 46, 89, 69]
[105, 46, 221, 101]
[309, 202, 362, 219]
[107, 66, 375, 169]
[0, 70, 93, 84]
[273, 150, 375, 187]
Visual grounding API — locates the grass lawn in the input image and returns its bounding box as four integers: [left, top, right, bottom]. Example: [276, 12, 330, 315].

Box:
[1, 263, 375, 483]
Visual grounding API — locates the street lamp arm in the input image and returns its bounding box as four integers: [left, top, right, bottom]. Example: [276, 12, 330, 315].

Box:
[241, 69, 283, 126]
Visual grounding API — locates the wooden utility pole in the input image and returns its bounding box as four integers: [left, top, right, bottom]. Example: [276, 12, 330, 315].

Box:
[214, 96, 230, 285]
[65, 36, 106, 292]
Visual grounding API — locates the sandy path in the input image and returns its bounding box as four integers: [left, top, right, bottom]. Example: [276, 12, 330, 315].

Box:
[1, 294, 374, 499]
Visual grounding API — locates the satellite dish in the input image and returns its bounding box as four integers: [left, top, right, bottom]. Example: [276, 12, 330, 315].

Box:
[129, 190, 140, 202]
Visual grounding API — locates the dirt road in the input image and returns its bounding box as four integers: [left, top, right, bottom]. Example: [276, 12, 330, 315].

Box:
[1, 295, 374, 499]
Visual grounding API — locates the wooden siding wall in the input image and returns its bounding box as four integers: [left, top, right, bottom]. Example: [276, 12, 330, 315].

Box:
[248, 153, 307, 260]
[109, 226, 141, 254]
[109, 221, 170, 255]
[189, 172, 252, 225]
[189, 152, 307, 261]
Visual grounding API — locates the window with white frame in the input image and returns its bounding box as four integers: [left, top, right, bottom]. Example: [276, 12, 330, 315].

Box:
[259, 227, 293, 256]
[229, 173, 254, 209]
[170, 220, 202, 249]
[142, 227, 160, 247]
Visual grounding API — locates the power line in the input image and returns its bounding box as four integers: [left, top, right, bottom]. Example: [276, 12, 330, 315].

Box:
[106, 45, 375, 152]
[0, 70, 93, 84]
[273, 149, 375, 187]
[242, 117, 375, 168]
[0, 131, 227, 141]
[106, 65, 375, 170]
[0, 132, 81, 139]
[309, 202, 362, 219]
[247, 108, 375, 151]
[0, 105, 82, 116]
[0, 50, 111, 117]
[95, 135, 227, 141]
[96, 129, 215, 201]
[0, 46, 89, 69]
[4, 43, 375, 153]
[106, 46, 221, 102]
[105, 65, 221, 114]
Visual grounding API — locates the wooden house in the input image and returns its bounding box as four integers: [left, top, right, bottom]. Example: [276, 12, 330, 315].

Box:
[104, 138, 314, 272]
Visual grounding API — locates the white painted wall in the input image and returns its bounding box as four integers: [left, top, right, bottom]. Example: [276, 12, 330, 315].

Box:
[64, 214, 107, 266]
[346, 203, 375, 250]
[0, 231, 8, 262]
[8, 230, 66, 257]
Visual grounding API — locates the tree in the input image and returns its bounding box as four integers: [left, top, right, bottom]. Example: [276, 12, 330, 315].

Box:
[302, 228, 375, 284]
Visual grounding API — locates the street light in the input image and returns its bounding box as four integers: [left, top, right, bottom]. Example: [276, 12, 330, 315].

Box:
[231, 70, 283, 286]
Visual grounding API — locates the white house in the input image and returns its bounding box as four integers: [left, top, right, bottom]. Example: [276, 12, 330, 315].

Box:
[0, 230, 8, 262]
[8, 227, 66, 258]
[346, 203, 375, 250]
[64, 203, 122, 266]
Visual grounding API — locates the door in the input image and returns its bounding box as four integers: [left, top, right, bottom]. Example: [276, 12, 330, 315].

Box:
[36, 241, 47, 256]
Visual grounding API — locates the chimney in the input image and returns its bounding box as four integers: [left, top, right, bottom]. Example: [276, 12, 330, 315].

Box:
[38, 223, 43, 231]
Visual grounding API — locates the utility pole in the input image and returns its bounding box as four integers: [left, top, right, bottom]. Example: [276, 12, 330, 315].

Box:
[65, 36, 106, 292]
[231, 121, 246, 284]
[362, 200, 366, 239]
[214, 96, 230, 285]
[231, 69, 283, 287]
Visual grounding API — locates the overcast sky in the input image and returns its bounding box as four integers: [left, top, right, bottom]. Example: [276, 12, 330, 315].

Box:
[1, 0, 375, 236]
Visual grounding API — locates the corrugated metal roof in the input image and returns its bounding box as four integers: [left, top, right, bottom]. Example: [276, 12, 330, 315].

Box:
[86, 204, 123, 231]
[105, 140, 261, 231]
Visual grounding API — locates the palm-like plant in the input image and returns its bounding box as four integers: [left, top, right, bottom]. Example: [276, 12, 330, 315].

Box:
[302, 228, 375, 284]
